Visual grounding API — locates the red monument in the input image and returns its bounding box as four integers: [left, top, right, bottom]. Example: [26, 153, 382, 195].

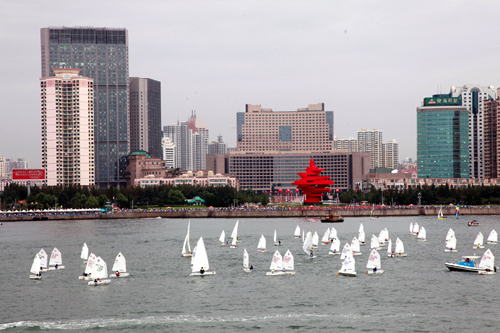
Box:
[292, 159, 334, 204]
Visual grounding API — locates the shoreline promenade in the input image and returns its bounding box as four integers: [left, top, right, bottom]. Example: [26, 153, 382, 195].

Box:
[1, 206, 499, 222]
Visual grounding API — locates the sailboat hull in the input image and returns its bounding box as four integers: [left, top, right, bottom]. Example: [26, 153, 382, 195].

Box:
[110, 272, 130, 278]
[48, 266, 65, 270]
[266, 271, 286, 276]
[182, 253, 193, 257]
[486, 241, 498, 244]
[230, 245, 237, 249]
[30, 275, 42, 280]
[243, 268, 252, 273]
[79, 276, 93, 280]
[88, 279, 111, 286]
[337, 271, 357, 277]
[190, 271, 216, 276]
[329, 252, 340, 255]
[257, 249, 267, 253]
[444, 249, 458, 253]
[366, 269, 384, 275]
[274, 243, 281, 246]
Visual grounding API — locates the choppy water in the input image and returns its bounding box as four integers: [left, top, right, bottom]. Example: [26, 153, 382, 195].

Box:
[1, 216, 499, 332]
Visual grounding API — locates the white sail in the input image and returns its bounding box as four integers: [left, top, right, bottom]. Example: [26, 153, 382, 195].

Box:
[487, 230, 498, 243]
[312, 232, 319, 247]
[302, 232, 312, 255]
[274, 230, 277, 243]
[478, 249, 495, 270]
[111, 252, 127, 272]
[409, 222, 413, 234]
[387, 239, 392, 254]
[91, 256, 108, 279]
[446, 228, 455, 242]
[269, 250, 283, 271]
[49, 247, 63, 266]
[85, 253, 97, 274]
[329, 227, 337, 240]
[359, 223, 364, 233]
[340, 253, 356, 272]
[370, 235, 379, 249]
[231, 236, 237, 247]
[243, 248, 249, 269]
[330, 238, 340, 253]
[417, 227, 426, 240]
[302, 230, 304, 240]
[294, 225, 300, 237]
[382, 228, 389, 241]
[321, 228, 330, 243]
[191, 246, 197, 265]
[30, 254, 41, 275]
[395, 237, 405, 254]
[219, 230, 225, 244]
[38, 249, 48, 269]
[257, 235, 266, 250]
[231, 220, 239, 240]
[412, 223, 419, 234]
[186, 221, 191, 252]
[367, 249, 382, 269]
[80, 243, 89, 261]
[358, 230, 366, 243]
[445, 235, 457, 250]
[283, 249, 294, 271]
[191, 237, 210, 272]
[378, 230, 385, 245]
[438, 207, 443, 218]
[473, 232, 484, 247]
[351, 237, 361, 253]
[340, 243, 352, 260]
[182, 232, 190, 255]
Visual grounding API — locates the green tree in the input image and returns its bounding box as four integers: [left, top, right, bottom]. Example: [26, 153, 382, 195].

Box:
[85, 196, 99, 208]
[168, 190, 186, 205]
[98, 195, 108, 207]
[116, 193, 129, 208]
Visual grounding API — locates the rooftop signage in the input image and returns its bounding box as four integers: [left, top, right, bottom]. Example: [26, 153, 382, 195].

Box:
[423, 97, 461, 106]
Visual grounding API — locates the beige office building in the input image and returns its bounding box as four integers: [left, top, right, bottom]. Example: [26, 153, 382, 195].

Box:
[237, 103, 333, 152]
[41, 68, 94, 186]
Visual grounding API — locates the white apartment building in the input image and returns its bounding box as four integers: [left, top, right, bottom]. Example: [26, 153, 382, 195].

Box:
[357, 128, 383, 169]
[0, 157, 6, 178]
[41, 68, 94, 186]
[382, 139, 399, 169]
[450, 85, 497, 178]
[334, 137, 359, 152]
[161, 136, 176, 168]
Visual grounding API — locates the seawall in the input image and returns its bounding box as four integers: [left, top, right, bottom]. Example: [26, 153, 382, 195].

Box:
[0, 207, 498, 222]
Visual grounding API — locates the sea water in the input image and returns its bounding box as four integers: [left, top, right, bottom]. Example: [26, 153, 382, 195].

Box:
[1, 216, 499, 332]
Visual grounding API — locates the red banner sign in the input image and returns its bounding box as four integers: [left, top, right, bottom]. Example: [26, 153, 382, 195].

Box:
[12, 169, 46, 180]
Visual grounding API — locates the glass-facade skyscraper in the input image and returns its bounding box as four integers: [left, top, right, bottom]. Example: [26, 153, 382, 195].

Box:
[41, 27, 129, 188]
[417, 95, 469, 179]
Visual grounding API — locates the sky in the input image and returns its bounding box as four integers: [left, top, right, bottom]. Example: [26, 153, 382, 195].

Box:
[1, 0, 500, 169]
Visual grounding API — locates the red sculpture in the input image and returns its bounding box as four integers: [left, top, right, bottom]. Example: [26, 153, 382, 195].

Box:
[292, 159, 334, 204]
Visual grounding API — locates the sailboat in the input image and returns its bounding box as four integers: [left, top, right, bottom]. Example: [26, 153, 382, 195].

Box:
[446, 228, 455, 242]
[81, 243, 89, 263]
[38, 249, 48, 272]
[110, 252, 129, 277]
[394, 237, 407, 257]
[302, 230, 304, 240]
[486, 230, 498, 245]
[274, 230, 281, 246]
[190, 237, 216, 276]
[243, 248, 252, 272]
[182, 221, 193, 257]
[30, 254, 42, 280]
[303, 231, 315, 258]
[191, 246, 197, 266]
[337, 252, 357, 277]
[478, 249, 497, 275]
[257, 235, 267, 252]
[438, 207, 447, 219]
[351, 237, 362, 256]
[370, 235, 381, 250]
[378, 229, 388, 247]
[409, 222, 413, 234]
[321, 228, 330, 244]
[329, 237, 340, 255]
[329, 227, 338, 241]
[230, 233, 237, 249]
[48, 247, 65, 270]
[87, 256, 111, 285]
[358, 223, 365, 246]
[231, 220, 240, 242]
[79, 253, 97, 280]
[473, 232, 484, 249]
[282, 249, 295, 275]
[219, 230, 226, 246]
[312, 232, 319, 248]
[294, 225, 301, 238]
[340, 243, 352, 262]
[387, 239, 394, 257]
[444, 235, 457, 252]
[417, 227, 427, 242]
[366, 249, 384, 274]
[266, 250, 285, 276]
[412, 223, 419, 235]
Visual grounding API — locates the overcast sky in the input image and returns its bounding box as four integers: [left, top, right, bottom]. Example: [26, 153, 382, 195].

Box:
[1, 0, 500, 168]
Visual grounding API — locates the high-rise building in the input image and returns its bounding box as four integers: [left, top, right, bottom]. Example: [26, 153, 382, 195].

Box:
[5, 158, 29, 177]
[129, 77, 161, 158]
[41, 27, 129, 188]
[450, 85, 496, 178]
[208, 135, 228, 155]
[186, 112, 209, 171]
[334, 137, 358, 152]
[41, 68, 94, 186]
[161, 137, 176, 169]
[237, 103, 333, 152]
[357, 128, 383, 169]
[382, 139, 399, 170]
[417, 94, 469, 179]
[483, 89, 500, 178]
[0, 157, 6, 178]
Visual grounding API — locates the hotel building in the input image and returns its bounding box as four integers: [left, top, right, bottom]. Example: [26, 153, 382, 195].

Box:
[416, 95, 469, 179]
[41, 27, 129, 188]
[40, 68, 94, 186]
[129, 77, 162, 159]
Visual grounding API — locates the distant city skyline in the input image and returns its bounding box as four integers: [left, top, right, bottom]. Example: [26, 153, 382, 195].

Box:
[2, 1, 500, 168]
